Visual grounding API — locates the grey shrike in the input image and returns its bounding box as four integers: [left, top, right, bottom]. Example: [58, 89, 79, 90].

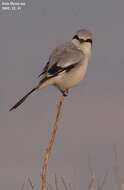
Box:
[9, 29, 93, 111]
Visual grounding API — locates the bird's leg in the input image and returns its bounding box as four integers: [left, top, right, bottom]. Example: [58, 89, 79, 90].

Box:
[62, 89, 69, 96]
[56, 85, 69, 96]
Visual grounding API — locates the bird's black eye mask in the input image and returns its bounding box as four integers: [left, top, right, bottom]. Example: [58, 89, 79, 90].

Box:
[72, 35, 92, 45]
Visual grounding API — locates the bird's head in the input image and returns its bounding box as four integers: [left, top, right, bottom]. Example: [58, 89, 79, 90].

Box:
[72, 29, 93, 55]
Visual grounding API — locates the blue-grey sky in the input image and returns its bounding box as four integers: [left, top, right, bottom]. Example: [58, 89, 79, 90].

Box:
[0, 0, 124, 189]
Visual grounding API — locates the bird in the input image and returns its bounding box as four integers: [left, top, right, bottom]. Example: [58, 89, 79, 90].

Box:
[9, 29, 93, 111]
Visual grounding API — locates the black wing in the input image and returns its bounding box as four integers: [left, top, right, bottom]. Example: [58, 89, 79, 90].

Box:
[46, 46, 84, 77]
[47, 62, 78, 76]
[38, 45, 83, 77]
[38, 61, 49, 77]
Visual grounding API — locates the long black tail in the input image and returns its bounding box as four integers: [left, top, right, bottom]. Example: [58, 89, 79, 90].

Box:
[9, 87, 38, 111]
[9, 76, 52, 111]
[9, 77, 49, 111]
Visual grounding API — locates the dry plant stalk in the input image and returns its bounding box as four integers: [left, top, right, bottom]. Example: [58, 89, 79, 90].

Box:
[41, 95, 65, 190]
[61, 176, 68, 190]
[55, 174, 59, 190]
[28, 176, 35, 190]
[20, 176, 35, 190]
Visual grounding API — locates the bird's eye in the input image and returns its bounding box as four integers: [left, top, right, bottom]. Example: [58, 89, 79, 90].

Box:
[86, 39, 92, 44]
[72, 35, 80, 40]
[72, 35, 85, 43]
[72, 35, 92, 44]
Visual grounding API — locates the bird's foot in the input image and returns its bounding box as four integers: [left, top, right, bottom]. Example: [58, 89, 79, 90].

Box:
[62, 90, 69, 96]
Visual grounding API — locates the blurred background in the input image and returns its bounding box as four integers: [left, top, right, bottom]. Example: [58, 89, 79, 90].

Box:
[0, 0, 124, 189]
